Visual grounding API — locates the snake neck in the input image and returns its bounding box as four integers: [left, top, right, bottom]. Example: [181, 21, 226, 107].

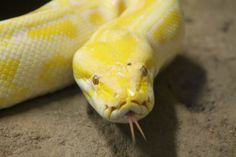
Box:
[108, 0, 184, 74]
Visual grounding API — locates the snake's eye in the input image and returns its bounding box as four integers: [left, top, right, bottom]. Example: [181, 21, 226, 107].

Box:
[92, 75, 100, 85]
[140, 65, 148, 76]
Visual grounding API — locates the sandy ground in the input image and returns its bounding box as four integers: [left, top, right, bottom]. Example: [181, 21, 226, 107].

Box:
[0, 0, 236, 156]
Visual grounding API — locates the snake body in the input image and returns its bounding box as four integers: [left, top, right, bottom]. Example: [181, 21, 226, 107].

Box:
[0, 0, 183, 124]
[0, 0, 120, 108]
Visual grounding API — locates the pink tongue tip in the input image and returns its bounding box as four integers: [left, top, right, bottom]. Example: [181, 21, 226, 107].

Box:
[127, 111, 147, 143]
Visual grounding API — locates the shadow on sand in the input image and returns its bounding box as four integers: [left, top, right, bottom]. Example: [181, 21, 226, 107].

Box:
[88, 55, 206, 157]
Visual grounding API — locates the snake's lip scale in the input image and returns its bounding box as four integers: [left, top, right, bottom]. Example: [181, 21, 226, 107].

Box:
[104, 99, 152, 123]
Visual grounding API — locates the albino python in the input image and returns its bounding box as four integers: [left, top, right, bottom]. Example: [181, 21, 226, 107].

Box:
[0, 0, 184, 141]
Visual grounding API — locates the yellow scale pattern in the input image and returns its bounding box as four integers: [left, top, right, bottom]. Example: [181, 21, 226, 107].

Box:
[28, 20, 78, 39]
[0, 0, 120, 108]
[0, 0, 183, 123]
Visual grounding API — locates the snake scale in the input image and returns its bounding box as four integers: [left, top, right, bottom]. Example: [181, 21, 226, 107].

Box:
[0, 0, 183, 140]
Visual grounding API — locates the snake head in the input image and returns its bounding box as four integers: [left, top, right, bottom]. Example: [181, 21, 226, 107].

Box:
[73, 28, 157, 123]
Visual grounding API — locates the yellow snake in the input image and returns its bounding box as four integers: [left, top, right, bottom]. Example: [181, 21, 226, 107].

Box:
[0, 0, 184, 140]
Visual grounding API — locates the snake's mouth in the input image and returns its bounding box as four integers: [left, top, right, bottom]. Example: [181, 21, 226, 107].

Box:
[104, 102, 150, 142]
[104, 98, 153, 123]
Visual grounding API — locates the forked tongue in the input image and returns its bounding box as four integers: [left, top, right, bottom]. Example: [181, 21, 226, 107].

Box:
[127, 111, 146, 142]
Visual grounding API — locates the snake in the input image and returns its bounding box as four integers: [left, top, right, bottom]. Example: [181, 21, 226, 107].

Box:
[0, 0, 183, 141]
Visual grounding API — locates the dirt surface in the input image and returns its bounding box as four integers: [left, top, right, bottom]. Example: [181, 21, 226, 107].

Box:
[0, 0, 236, 156]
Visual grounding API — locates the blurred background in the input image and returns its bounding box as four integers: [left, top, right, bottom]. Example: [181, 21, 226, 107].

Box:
[0, 0, 49, 20]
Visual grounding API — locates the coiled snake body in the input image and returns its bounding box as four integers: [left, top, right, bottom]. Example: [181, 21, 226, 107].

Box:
[0, 0, 183, 140]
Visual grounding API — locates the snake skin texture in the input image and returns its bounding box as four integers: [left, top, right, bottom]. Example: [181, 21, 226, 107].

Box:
[0, 0, 120, 108]
[0, 0, 183, 123]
